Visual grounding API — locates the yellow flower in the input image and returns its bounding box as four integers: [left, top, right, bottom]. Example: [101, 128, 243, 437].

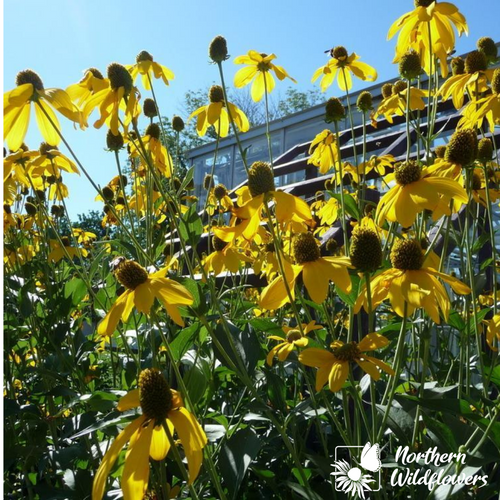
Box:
[203, 236, 252, 276]
[375, 160, 467, 228]
[316, 198, 339, 226]
[357, 155, 396, 183]
[299, 333, 394, 392]
[354, 239, 471, 323]
[97, 259, 193, 336]
[30, 143, 80, 177]
[388, 0, 468, 77]
[129, 123, 173, 177]
[459, 68, 500, 132]
[92, 369, 207, 500]
[266, 320, 322, 366]
[66, 68, 109, 109]
[373, 81, 428, 124]
[260, 232, 352, 309]
[188, 85, 249, 138]
[312, 46, 377, 92]
[213, 162, 313, 244]
[206, 184, 233, 215]
[439, 51, 493, 110]
[234, 50, 296, 102]
[486, 314, 500, 350]
[307, 130, 339, 175]
[4, 69, 81, 152]
[127, 50, 175, 90]
[83, 63, 140, 135]
[48, 237, 87, 263]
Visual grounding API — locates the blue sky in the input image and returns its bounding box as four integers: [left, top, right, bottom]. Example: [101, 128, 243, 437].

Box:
[4, 0, 500, 217]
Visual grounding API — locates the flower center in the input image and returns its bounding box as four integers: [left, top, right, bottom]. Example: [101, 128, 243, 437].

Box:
[247, 161, 275, 197]
[146, 123, 161, 140]
[213, 184, 228, 200]
[451, 57, 465, 76]
[331, 46, 348, 60]
[325, 97, 345, 123]
[16, 69, 44, 91]
[390, 239, 423, 270]
[107, 63, 133, 94]
[209, 85, 225, 103]
[394, 160, 421, 186]
[392, 80, 407, 95]
[332, 342, 361, 362]
[172, 115, 185, 132]
[357, 91, 373, 112]
[465, 51, 487, 74]
[143, 98, 158, 118]
[257, 61, 271, 72]
[61, 236, 71, 247]
[445, 129, 478, 166]
[492, 68, 500, 95]
[139, 369, 173, 423]
[381, 83, 393, 99]
[84, 67, 104, 80]
[106, 130, 124, 151]
[209, 35, 229, 63]
[414, 0, 435, 7]
[477, 37, 498, 62]
[478, 138, 493, 162]
[350, 226, 382, 273]
[399, 50, 422, 80]
[286, 329, 302, 343]
[115, 260, 149, 289]
[212, 235, 227, 252]
[293, 232, 320, 264]
[136, 50, 154, 63]
[39, 142, 58, 158]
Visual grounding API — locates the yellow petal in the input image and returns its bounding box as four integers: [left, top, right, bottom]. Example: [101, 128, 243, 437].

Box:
[121, 420, 154, 500]
[92, 416, 145, 500]
[149, 422, 173, 461]
[117, 389, 140, 411]
[35, 101, 60, 146]
[168, 408, 207, 484]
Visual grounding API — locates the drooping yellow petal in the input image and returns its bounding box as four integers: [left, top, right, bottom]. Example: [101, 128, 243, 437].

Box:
[92, 416, 145, 500]
[358, 333, 389, 352]
[121, 420, 154, 500]
[34, 101, 60, 146]
[149, 422, 173, 461]
[328, 361, 349, 392]
[168, 408, 207, 484]
[117, 389, 140, 411]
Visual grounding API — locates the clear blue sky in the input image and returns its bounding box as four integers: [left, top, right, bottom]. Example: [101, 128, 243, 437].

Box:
[4, 0, 500, 218]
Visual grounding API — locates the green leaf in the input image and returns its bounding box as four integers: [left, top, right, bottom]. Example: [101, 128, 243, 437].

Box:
[213, 321, 263, 375]
[265, 370, 287, 412]
[182, 351, 210, 405]
[447, 310, 466, 331]
[170, 322, 200, 361]
[483, 364, 500, 389]
[179, 203, 203, 249]
[64, 278, 88, 306]
[176, 278, 206, 315]
[284, 481, 324, 500]
[422, 413, 458, 451]
[327, 191, 360, 220]
[337, 273, 362, 307]
[219, 427, 263, 500]
[179, 166, 194, 192]
[376, 404, 414, 445]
